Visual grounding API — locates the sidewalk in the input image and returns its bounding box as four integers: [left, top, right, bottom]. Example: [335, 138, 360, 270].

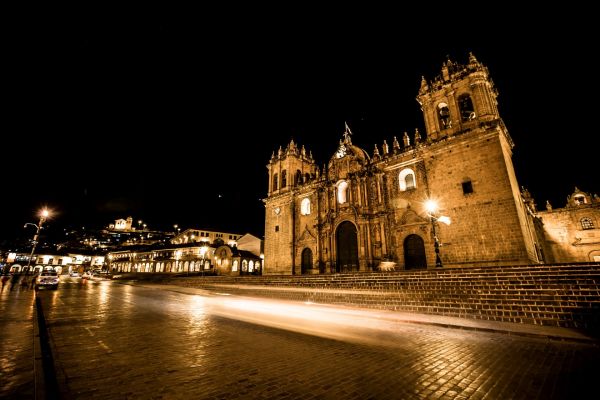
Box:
[128, 282, 597, 343]
[0, 282, 37, 398]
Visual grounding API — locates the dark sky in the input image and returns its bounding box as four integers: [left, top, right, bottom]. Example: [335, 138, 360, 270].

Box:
[3, 11, 598, 243]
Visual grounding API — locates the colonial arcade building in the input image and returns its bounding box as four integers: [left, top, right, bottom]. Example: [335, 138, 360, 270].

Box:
[264, 54, 549, 275]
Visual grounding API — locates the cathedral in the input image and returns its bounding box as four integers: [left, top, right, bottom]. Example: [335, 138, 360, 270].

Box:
[263, 54, 599, 275]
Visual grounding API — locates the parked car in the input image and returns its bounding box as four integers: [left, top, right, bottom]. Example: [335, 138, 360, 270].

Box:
[69, 271, 81, 277]
[36, 271, 59, 290]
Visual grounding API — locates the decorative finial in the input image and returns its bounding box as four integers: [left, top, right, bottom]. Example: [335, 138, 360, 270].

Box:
[402, 132, 410, 147]
[393, 136, 401, 152]
[382, 140, 389, 155]
[468, 52, 478, 65]
[373, 144, 380, 158]
[414, 128, 421, 144]
[419, 76, 429, 93]
[546, 200, 552, 212]
[301, 145, 306, 157]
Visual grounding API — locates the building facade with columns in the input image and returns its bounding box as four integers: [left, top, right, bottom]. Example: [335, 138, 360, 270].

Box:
[264, 54, 546, 275]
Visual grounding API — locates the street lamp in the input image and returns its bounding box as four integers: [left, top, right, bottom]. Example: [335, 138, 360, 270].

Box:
[425, 200, 451, 268]
[24, 208, 50, 273]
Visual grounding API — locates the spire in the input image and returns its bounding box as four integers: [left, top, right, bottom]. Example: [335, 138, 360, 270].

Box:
[441, 55, 451, 81]
[392, 136, 401, 152]
[278, 146, 283, 157]
[419, 76, 429, 94]
[382, 140, 389, 155]
[301, 145, 306, 157]
[546, 200, 552, 212]
[402, 132, 410, 147]
[270, 151, 276, 161]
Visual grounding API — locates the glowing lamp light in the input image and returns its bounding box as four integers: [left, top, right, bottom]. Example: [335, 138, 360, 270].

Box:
[425, 200, 438, 214]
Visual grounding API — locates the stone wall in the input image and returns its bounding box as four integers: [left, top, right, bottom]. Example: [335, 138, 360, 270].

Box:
[166, 263, 600, 333]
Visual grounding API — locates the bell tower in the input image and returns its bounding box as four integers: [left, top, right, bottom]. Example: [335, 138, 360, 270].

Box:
[417, 53, 500, 141]
[265, 139, 318, 274]
[267, 139, 317, 196]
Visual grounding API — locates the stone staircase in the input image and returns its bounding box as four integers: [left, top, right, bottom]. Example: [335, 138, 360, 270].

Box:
[165, 263, 600, 333]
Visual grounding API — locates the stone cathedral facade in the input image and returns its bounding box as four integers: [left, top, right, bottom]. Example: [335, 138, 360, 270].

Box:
[263, 54, 595, 275]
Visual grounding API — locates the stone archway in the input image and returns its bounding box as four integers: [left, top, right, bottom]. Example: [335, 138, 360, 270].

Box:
[404, 234, 427, 269]
[301, 248, 313, 274]
[336, 221, 359, 273]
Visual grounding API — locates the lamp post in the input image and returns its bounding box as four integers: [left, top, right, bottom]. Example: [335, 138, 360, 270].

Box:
[24, 208, 50, 273]
[425, 200, 451, 268]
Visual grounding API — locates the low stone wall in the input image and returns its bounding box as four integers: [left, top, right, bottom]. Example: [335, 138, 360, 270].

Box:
[162, 263, 600, 333]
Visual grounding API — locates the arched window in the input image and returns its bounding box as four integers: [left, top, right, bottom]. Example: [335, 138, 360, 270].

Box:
[581, 217, 595, 230]
[273, 173, 278, 190]
[337, 180, 348, 204]
[281, 170, 287, 188]
[305, 173, 311, 183]
[574, 195, 586, 205]
[301, 198, 311, 215]
[459, 94, 476, 121]
[399, 168, 417, 191]
[249, 260, 254, 272]
[232, 260, 238, 272]
[242, 260, 248, 271]
[295, 170, 302, 186]
[438, 102, 451, 129]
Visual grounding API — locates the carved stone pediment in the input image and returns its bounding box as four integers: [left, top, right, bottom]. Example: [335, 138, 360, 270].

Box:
[399, 209, 427, 225]
[298, 225, 316, 242]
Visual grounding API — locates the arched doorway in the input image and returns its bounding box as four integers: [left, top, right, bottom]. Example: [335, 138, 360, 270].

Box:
[404, 234, 427, 269]
[301, 248, 313, 274]
[336, 221, 359, 273]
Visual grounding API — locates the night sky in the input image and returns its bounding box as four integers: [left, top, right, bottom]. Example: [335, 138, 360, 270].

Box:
[3, 12, 597, 243]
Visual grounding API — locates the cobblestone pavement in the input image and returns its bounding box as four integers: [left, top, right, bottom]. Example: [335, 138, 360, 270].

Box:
[28, 278, 600, 399]
[0, 277, 36, 398]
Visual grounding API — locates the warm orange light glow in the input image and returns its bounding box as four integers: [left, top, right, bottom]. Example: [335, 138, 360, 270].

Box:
[40, 208, 50, 218]
[425, 199, 438, 214]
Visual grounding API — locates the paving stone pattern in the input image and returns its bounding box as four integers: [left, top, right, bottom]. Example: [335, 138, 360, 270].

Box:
[39, 280, 600, 399]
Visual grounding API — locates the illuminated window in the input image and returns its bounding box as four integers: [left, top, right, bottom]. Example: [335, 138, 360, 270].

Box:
[242, 260, 248, 271]
[273, 173, 278, 190]
[282, 170, 287, 188]
[232, 260, 238, 271]
[438, 102, 451, 129]
[301, 198, 311, 215]
[337, 180, 348, 204]
[459, 94, 476, 121]
[581, 217, 594, 230]
[399, 168, 417, 191]
[249, 261, 254, 272]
